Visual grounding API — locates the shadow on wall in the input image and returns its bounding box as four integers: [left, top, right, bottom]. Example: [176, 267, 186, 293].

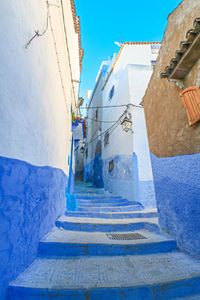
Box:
[151, 153, 200, 259]
[84, 152, 104, 188]
[103, 154, 135, 202]
[0, 156, 67, 300]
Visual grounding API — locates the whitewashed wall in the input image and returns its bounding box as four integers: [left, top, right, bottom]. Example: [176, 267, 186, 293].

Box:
[0, 0, 80, 174]
[101, 44, 158, 206]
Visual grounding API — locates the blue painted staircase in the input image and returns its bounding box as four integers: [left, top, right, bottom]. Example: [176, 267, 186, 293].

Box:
[7, 181, 200, 299]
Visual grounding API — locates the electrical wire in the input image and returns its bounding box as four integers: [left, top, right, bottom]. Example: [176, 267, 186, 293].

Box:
[25, 0, 49, 49]
[48, 0, 69, 113]
[81, 103, 143, 110]
[86, 110, 127, 145]
[85, 116, 117, 123]
[60, 0, 77, 110]
[25, 0, 78, 112]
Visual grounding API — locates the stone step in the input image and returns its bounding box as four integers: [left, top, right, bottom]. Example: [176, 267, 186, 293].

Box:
[55, 216, 158, 232]
[77, 199, 130, 205]
[77, 202, 131, 207]
[38, 228, 177, 257]
[78, 204, 143, 212]
[8, 252, 200, 300]
[65, 209, 157, 219]
[75, 194, 122, 199]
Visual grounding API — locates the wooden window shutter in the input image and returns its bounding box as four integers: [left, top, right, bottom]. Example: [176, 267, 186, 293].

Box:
[180, 86, 200, 125]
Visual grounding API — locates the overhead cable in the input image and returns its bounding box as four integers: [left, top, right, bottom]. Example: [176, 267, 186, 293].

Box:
[81, 103, 143, 110]
[86, 109, 128, 145]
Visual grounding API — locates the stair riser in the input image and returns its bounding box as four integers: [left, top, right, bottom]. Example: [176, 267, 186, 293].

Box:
[77, 203, 131, 207]
[65, 211, 157, 219]
[38, 241, 177, 257]
[55, 221, 145, 232]
[76, 194, 124, 200]
[78, 206, 142, 212]
[77, 199, 128, 203]
[8, 276, 200, 300]
[75, 192, 105, 196]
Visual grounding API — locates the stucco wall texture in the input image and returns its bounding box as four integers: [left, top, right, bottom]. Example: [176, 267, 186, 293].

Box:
[151, 153, 200, 259]
[0, 156, 67, 300]
[143, 0, 200, 157]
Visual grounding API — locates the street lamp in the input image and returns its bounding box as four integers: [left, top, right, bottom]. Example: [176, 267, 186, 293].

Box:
[121, 112, 133, 132]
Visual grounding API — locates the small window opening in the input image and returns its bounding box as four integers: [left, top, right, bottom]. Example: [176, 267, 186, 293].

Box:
[95, 109, 98, 120]
[104, 132, 109, 147]
[108, 86, 115, 101]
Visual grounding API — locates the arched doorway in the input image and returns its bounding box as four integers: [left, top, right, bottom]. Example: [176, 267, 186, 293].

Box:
[93, 141, 104, 187]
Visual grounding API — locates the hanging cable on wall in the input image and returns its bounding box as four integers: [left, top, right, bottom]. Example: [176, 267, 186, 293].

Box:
[24, 0, 78, 113]
[25, 0, 50, 49]
[60, 0, 78, 111]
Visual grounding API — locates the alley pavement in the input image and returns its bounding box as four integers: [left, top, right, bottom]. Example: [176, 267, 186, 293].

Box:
[7, 181, 200, 299]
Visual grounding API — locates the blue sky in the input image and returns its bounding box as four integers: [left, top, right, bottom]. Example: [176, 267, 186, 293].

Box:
[75, 0, 182, 105]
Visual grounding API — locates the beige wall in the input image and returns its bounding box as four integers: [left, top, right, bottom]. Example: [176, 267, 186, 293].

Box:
[143, 0, 200, 157]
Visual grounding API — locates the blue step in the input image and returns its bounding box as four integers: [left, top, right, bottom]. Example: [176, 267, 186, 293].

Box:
[55, 216, 158, 232]
[75, 195, 123, 199]
[38, 229, 177, 257]
[38, 240, 177, 257]
[77, 202, 131, 208]
[8, 253, 200, 300]
[78, 205, 142, 212]
[76, 198, 128, 202]
[65, 210, 157, 219]
[77, 200, 130, 206]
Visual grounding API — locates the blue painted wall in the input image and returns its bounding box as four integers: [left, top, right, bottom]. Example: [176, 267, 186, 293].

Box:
[103, 155, 135, 202]
[0, 156, 67, 299]
[84, 153, 104, 188]
[132, 153, 156, 208]
[151, 153, 200, 258]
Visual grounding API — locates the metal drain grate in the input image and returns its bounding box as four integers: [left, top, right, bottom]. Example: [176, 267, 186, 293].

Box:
[106, 233, 147, 240]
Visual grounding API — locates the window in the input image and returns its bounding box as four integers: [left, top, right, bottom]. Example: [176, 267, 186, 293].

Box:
[151, 60, 156, 69]
[108, 85, 115, 101]
[95, 109, 98, 120]
[104, 132, 109, 147]
[180, 86, 200, 125]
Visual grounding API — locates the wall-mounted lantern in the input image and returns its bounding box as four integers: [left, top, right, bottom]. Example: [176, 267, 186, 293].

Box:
[79, 141, 85, 154]
[80, 146, 84, 154]
[121, 112, 133, 132]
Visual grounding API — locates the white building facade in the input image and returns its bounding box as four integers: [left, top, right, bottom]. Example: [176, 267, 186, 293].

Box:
[85, 42, 160, 209]
[0, 1, 83, 298]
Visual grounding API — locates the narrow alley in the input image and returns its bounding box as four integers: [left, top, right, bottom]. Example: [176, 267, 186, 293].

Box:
[7, 181, 200, 299]
[1, 0, 200, 299]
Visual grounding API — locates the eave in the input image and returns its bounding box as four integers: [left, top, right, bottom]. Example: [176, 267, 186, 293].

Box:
[161, 17, 200, 80]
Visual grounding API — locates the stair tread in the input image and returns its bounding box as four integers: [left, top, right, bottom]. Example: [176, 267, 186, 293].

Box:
[9, 252, 200, 290]
[41, 228, 174, 245]
[57, 215, 158, 225]
[78, 204, 142, 208]
[66, 208, 157, 215]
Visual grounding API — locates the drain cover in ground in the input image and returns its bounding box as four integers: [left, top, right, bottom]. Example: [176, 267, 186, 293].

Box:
[106, 233, 147, 240]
